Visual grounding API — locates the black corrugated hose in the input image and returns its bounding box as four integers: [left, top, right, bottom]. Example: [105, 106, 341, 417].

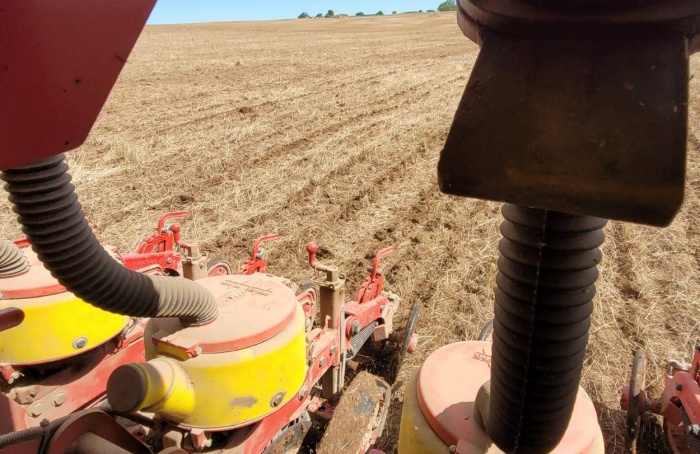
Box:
[487, 204, 606, 453]
[682, 407, 700, 454]
[0, 154, 217, 325]
[0, 238, 29, 277]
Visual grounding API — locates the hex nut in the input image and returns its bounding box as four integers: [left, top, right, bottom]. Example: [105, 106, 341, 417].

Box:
[52, 391, 67, 407]
[270, 391, 286, 407]
[28, 401, 44, 417]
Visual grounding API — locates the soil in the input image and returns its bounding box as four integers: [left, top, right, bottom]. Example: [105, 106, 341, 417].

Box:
[2, 12, 700, 454]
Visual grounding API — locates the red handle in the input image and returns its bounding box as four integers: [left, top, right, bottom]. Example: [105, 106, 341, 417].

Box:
[370, 247, 394, 280]
[306, 242, 319, 269]
[157, 211, 188, 232]
[0, 307, 24, 333]
[251, 233, 280, 258]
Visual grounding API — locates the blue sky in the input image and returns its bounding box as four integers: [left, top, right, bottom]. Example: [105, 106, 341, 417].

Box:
[149, 1, 441, 24]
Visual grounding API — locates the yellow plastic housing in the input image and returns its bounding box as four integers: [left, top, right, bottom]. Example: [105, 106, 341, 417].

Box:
[0, 292, 128, 365]
[399, 370, 454, 454]
[135, 305, 308, 429]
[121, 358, 196, 423]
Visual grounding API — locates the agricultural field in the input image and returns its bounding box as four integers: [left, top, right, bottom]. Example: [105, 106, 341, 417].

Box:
[2, 11, 700, 454]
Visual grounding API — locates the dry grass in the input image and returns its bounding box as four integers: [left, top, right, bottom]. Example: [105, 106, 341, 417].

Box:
[2, 12, 700, 453]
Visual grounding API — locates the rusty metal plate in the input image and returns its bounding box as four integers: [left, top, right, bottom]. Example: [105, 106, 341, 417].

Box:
[438, 31, 689, 226]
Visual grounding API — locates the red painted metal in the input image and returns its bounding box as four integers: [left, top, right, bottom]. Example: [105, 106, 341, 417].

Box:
[137, 212, 187, 254]
[0, 0, 157, 170]
[355, 247, 393, 304]
[2, 212, 200, 299]
[126, 211, 191, 275]
[416, 341, 600, 454]
[296, 289, 317, 329]
[0, 322, 145, 434]
[621, 346, 700, 435]
[238, 234, 280, 275]
[0, 242, 395, 452]
[344, 298, 387, 338]
[305, 242, 336, 274]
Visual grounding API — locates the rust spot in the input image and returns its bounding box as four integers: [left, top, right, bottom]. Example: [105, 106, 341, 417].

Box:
[230, 396, 257, 408]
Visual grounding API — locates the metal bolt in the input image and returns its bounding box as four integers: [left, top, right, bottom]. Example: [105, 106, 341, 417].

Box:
[52, 392, 67, 407]
[329, 346, 337, 355]
[72, 337, 88, 349]
[28, 402, 44, 418]
[351, 321, 361, 336]
[193, 347, 203, 357]
[270, 391, 286, 407]
[319, 357, 326, 367]
[676, 383, 684, 392]
[449, 446, 457, 453]
[166, 257, 173, 264]
[29, 386, 38, 397]
[298, 386, 308, 401]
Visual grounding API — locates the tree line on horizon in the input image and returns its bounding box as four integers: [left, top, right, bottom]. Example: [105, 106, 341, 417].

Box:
[298, 1, 456, 19]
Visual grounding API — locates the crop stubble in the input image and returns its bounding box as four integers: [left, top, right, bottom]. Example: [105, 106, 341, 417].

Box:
[1, 12, 699, 454]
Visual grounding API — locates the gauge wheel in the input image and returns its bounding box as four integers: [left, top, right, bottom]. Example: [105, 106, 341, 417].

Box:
[207, 258, 233, 276]
[626, 349, 647, 454]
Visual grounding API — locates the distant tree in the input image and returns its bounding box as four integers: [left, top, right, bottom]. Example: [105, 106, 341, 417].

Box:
[316, 13, 323, 18]
[419, 9, 423, 13]
[437, 0, 457, 11]
[392, 11, 398, 14]
[377, 10, 384, 15]
[355, 12, 365, 16]
[427, 9, 437, 12]
[325, 9, 335, 17]
[298, 12, 310, 19]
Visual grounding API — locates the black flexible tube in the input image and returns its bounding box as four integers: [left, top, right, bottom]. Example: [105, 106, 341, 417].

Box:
[486, 204, 606, 453]
[0, 413, 70, 448]
[0, 154, 217, 325]
[0, 239, 29, 277]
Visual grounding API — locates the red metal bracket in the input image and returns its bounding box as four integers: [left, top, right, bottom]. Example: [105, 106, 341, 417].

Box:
[137, 212, 188, 254]
[355, 247, 393, 304]
[238, 234, 280, 275]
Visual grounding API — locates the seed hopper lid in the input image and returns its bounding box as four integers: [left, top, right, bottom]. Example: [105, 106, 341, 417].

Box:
[0, 240, 121, 299]
[416, 341, 601, 453]
[151, 273, 298, 356]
